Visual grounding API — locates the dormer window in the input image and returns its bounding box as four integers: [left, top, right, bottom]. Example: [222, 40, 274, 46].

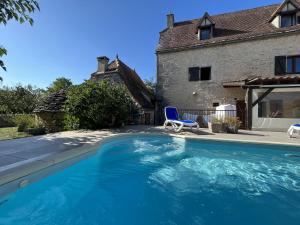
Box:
[269, 0, 300, 28]
[281, 13, 296, 27]
[200, 27, 211, 40]
[196, 12, 215, 40]
[281, 1, 297, 12]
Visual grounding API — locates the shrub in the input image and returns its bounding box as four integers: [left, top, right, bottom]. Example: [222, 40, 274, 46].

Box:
[64, 80, 134, 130]
[0, 114, 15, 127]
[12, 114, 45, 134]
[63, 114, 80, 131]
[211, 117, 222, 124]
[13, 115, 36, 132]
[17, 122, 27, 132]
[26, 127, 46, 135]
[224, 117, 241, 128]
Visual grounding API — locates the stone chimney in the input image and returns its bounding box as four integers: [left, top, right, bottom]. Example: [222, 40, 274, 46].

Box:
[167, 13, 174, 29]
[97, 56, 109, 73]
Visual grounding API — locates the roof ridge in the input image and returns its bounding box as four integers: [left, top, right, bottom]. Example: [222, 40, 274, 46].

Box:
[210, 3, 279, 18]
[173, 3, 280, 27]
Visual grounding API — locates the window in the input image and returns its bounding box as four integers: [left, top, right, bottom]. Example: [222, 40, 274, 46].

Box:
[257, 91, 300, 118]
[281, 14, 296, 27]
[287, 57, 293, 73]
[258, 102, 267, 117]
[189, 67, 200, 81]
[296, 57, 300, 72]
[200, 27, 211, 40]
[269, 100, 283, 118]
[213, 102, 219, 107]
[275, 55, 300, 75]
[258, 100, 283, 118]
[287, 56, 300, 74]
[298, 16, 300, 24]
[200, 67, 211, 80]
[188, 67, 211, 81]
[275, 56, 286, 75]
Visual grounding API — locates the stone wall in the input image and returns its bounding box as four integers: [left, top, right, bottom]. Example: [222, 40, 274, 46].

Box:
[36, 112, 64, 133]
[157, 34, 300, 110]
[91, 72, 124, 85]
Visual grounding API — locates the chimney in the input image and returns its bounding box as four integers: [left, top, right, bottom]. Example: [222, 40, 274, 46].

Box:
[167, 13, 174, 29]
[97, 56, 109, 73]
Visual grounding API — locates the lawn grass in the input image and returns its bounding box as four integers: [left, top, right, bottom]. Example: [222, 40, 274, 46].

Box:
[0, 127, 32, 141]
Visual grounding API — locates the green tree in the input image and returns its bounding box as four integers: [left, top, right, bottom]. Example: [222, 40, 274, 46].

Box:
[64, 80, 134, 130]
[0, 84, 45, 114]
[47, 77, 73, 94]
[0, 0, 40, 80]
[144, 77, 156, 93]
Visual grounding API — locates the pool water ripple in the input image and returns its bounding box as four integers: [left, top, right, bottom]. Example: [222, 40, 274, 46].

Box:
[0, 135, 299, 225]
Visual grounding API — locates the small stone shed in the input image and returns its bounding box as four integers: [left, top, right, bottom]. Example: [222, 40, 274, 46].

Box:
[34, 89, 66, 133]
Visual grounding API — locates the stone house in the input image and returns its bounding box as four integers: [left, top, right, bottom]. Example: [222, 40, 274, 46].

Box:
[156, 0, 300, 131]
[34, 89, 66, 133]
[91, 56, 155, 125]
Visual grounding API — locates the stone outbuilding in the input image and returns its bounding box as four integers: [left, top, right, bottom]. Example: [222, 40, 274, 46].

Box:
[91, 56, 155, 125]
[34, 89, 66, 133]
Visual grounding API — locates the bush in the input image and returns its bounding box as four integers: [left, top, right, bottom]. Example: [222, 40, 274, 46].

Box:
[26, 127, 46, 135]
[0, 85, 45, 114]
[211, 117, 222, 124]
[0, 114, 15, 127]
[13, 115, 36, 132]
[64, 80, 134, 130]
[63, 114, 80, 131]
[17, 122, 27, 132]
[11, 114, 45, 134]
[224, 117, 241, 127]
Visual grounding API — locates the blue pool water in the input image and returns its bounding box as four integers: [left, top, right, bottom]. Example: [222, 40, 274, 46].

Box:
[0, 135, 300, 225]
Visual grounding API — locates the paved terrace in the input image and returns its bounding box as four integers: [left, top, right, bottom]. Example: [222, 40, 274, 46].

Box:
[0, 126, 299, 192]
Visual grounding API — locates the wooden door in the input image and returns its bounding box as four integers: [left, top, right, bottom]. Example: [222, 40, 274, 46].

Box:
[236, 100, 246, 129]
[144, 113, 151, 125]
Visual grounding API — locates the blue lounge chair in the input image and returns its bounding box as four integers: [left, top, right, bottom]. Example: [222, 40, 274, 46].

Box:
[164, 106, 199, 132]
[288, 124, 300, 138]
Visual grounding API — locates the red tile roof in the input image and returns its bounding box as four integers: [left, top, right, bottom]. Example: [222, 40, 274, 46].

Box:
[157, 2, 300, 53]
[246, 75, 300, 85]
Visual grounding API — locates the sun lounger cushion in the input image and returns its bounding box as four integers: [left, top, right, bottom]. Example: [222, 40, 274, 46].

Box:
[165, 107, 179, 120]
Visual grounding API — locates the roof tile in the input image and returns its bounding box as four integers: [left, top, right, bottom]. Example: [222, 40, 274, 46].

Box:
[158, 2, 300, 52]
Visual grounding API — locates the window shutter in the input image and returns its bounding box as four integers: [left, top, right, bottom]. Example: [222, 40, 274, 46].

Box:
[189, 67, 200, 81]
[275, 56, 286, 75]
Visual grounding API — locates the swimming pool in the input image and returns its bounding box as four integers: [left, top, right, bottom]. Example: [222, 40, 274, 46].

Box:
[0, 135, 299, 225]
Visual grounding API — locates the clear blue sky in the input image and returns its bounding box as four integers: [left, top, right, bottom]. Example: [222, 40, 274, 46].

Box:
[0, 0, 280, 88]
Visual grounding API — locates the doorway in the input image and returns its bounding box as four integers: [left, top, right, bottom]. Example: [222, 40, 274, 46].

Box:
[236, 100, 246, 129]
